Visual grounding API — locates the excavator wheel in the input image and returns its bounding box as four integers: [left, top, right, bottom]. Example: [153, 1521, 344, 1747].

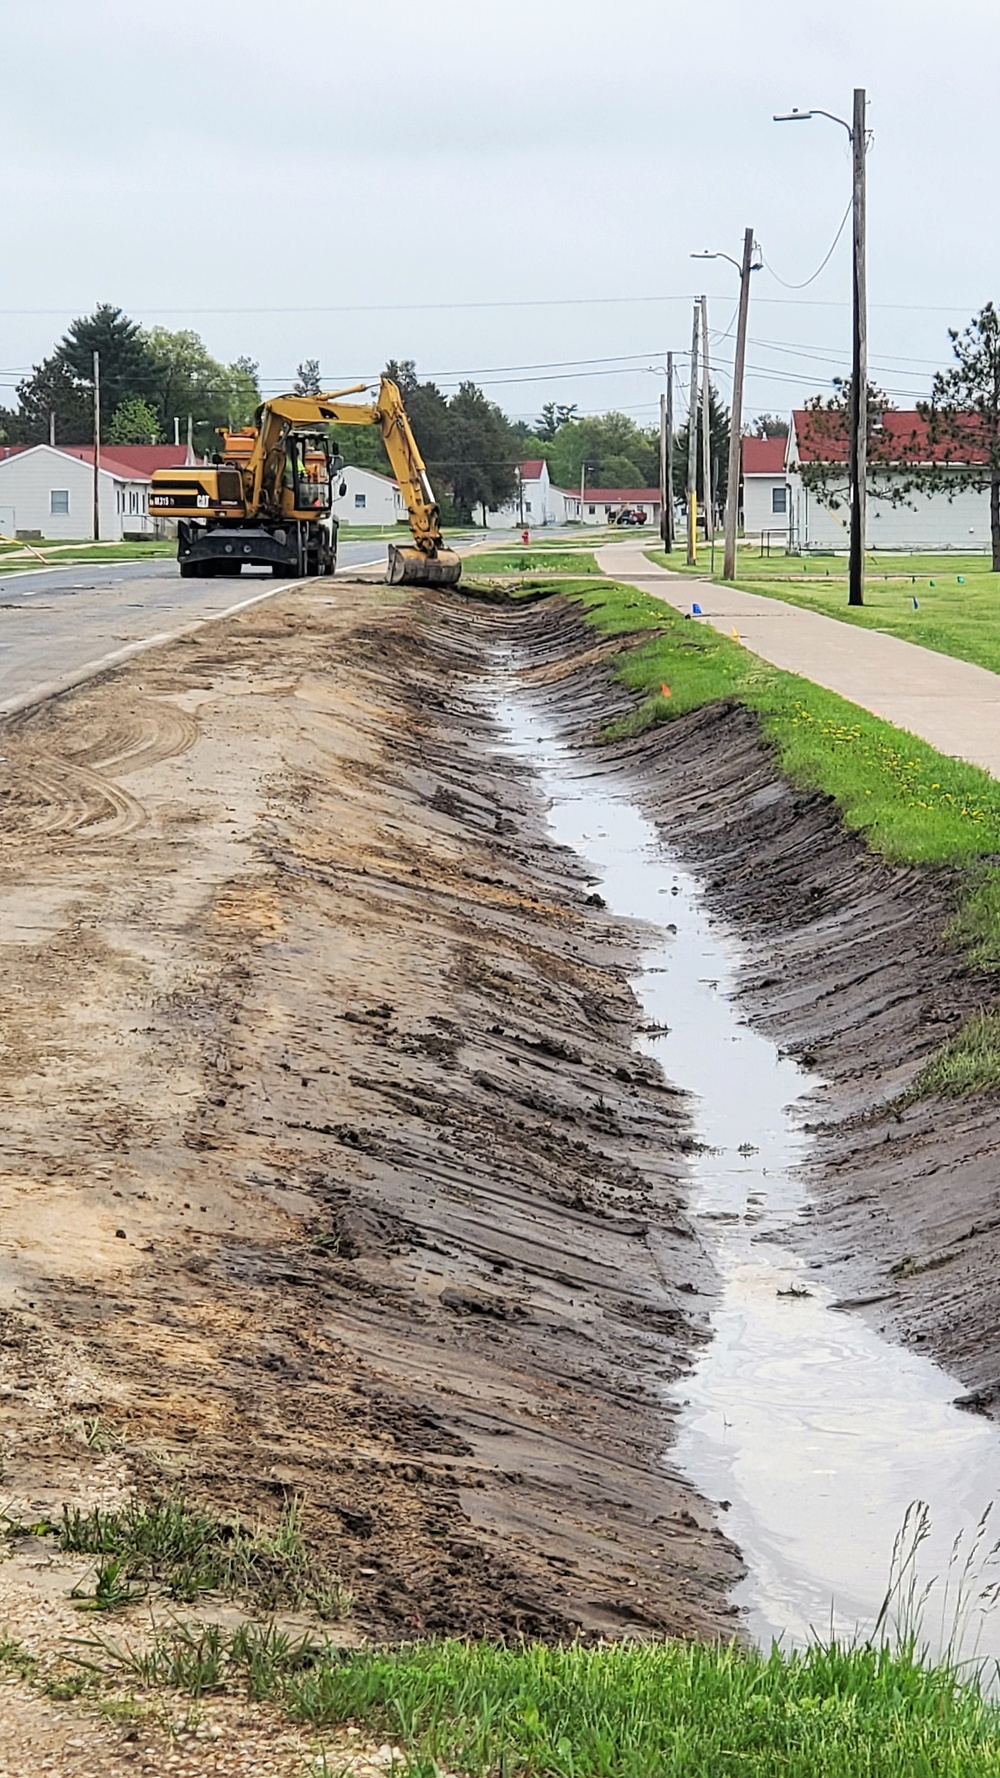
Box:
[386, 544, 462, 589]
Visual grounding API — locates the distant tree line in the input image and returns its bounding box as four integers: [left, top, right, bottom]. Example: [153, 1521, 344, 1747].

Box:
[0, 304, 260, 455]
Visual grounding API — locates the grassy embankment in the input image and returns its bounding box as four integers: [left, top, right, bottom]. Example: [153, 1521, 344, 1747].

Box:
[0, 539, 174, 573]
[647, 546, 1000, 678]
[9, 1496, 1000, 1776]
[572, 570, 1000, 1095]
[464, 545, 1000, 1092]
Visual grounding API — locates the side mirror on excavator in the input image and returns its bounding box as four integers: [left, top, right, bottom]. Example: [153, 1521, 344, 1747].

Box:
[339, 480, 348, 498]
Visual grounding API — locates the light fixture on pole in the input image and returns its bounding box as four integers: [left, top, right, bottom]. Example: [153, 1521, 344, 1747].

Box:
[774, 90, 868, 607]
[692, 235, 760, 581]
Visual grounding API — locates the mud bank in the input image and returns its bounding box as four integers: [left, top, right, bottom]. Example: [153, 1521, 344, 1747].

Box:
[495, 594, 1000, 1408]
[0, 580, 743, 1660]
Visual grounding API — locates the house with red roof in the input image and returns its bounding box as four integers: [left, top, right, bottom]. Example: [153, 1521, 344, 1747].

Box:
[741, 435, 790, 541]
[0, 442, 194, 541]
[788, 408, 993, 551]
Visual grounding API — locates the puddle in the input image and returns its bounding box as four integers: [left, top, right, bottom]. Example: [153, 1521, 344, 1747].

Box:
[491, 680, 1000, 1664]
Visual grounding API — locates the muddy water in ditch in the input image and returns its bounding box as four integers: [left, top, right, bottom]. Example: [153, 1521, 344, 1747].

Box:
[492, 684, 1000, 1661]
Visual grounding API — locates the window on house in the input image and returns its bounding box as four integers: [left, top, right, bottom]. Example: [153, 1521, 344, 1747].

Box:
[50, 489, 69, 516]
[588, 504, 596, 516]
[525, 501, 532, 513]
[772, 485, 788, 515]
[354, 493, 366, 509]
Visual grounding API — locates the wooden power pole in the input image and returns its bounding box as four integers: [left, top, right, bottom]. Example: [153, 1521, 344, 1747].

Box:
[664, 351, 675, 551]
[92, 350, 101, 543]
[700, 296, 713, 545]
[848, 85, 867, 607]
[686, 304, 700, 564]
[723, 227, 756, 581]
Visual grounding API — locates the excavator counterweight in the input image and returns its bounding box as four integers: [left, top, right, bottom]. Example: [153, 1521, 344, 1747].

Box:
[150, 378, 462, 590]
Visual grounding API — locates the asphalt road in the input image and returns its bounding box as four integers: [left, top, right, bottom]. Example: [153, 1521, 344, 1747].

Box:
[0, 539, 393, 716]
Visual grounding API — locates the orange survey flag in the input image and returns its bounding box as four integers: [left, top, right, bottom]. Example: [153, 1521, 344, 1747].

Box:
[660, 683, 672, 698]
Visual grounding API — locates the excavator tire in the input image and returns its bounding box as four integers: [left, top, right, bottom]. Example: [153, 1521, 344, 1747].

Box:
[386, 544, 462, 589]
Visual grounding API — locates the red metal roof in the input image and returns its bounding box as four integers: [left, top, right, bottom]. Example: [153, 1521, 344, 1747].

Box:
[792, 408, 989, 466]
[59, 444, 192, 480]
[519, 459, 546, 480]
[742, 436, 786, 474]
[581, 489, 661, 503]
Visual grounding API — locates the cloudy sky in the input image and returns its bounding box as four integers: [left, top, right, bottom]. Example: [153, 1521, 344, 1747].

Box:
[1, 0, 996, 433]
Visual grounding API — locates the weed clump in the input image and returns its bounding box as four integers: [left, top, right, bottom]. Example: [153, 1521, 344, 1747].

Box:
[57, 1494, 352, 1619]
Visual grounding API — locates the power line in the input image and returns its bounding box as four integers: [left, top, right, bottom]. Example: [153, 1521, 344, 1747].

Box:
[761, 198, 853, 290]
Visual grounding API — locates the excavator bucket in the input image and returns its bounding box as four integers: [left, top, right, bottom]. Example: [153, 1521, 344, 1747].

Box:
[386, 544, 462, 589]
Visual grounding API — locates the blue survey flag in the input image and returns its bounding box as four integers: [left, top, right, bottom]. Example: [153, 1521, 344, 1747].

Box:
[912, 596, 919, 609]
[692, 602, 702, 615]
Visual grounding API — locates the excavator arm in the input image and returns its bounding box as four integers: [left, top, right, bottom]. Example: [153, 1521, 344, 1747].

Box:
[248, 380, 461, 587]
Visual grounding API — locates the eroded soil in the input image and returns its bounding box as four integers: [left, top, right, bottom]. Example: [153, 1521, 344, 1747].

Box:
[0, 579, 743, 1768]
[4, 579, 998, 1769]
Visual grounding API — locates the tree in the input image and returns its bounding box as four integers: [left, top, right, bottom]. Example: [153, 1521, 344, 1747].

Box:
[671, 385, 732, 517]
[294, 358, 322, 396]
[142, 329, 260, 450]
[446, 382, 519, 522]
[548, 412, 659, 492]
[749, 413, 789, 439]
[536, 401, 578, 441]
[107, 397, 160, 444]
[922, 303, 1000, 571]
[795, 380, 924, 515]
[58, 304, 160, 431]
[15, 355, 92, 443]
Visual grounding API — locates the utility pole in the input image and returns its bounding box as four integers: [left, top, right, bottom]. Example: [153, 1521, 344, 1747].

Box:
[173, 416, 180, 447]
[700, 296, 713, 544]
[658, 357, 672, 551]
[186, 414, 193, 455]
[774, 91, 868, 605]
[49, 411, 56, 448]
[849, 85, 868, 607]
[686, 303, 700, 564]
[92, 350, 101, 543]
[723, 227, 756, 580]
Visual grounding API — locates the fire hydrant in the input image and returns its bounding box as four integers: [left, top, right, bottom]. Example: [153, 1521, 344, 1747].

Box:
[521, 529, 530, 546]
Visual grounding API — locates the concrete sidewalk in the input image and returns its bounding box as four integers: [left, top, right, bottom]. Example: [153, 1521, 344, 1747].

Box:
[596, 542, 1000, 779]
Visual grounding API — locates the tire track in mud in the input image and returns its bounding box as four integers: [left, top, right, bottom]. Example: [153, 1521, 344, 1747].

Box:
[0, 695, 199, 842]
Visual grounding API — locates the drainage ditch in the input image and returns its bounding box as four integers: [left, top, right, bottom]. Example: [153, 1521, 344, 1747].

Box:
[491, 671, 1000, 1663]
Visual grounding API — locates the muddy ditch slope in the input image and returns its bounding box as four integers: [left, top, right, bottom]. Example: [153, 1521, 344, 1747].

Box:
[0, 578, 742, 1649]
[495, 591, 1000, 1409]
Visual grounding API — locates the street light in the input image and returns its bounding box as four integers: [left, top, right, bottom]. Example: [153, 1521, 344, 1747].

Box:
[774, 90, 868, 607]
[692, 236, 760, 580]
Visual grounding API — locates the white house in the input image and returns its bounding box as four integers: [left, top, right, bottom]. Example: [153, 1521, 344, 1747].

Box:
[0, 443, 193, 541]
[578, 488, 662, 527]
[331, 464, 406, 527]
[741, 435, 790, 541]
[487, 459, 580, 528]
[788, 409, 994, 552]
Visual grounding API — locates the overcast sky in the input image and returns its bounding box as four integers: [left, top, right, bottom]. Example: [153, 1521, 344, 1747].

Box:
[2, 0, 997, 432]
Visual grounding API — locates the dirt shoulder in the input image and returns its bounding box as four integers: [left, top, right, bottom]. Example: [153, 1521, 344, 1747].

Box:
[0, 578, 745, 1763]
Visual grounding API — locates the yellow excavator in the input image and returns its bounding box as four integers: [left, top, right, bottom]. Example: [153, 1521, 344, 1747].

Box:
[148, 376, 461, 588]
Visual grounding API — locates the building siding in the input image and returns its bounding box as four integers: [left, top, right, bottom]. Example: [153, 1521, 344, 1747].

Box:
[0, 446, 149, 540]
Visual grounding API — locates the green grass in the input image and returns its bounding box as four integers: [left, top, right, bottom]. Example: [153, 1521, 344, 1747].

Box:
[575, 577, 1000, 1099]
[0, 539, 174, 574]
[77, 1632, 1000, 1775]
[466, 548, 600, 576]
[47, 1494, 351, 1618]
[646, 547, 1000, 680]
[578, 579, 1000, 866]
